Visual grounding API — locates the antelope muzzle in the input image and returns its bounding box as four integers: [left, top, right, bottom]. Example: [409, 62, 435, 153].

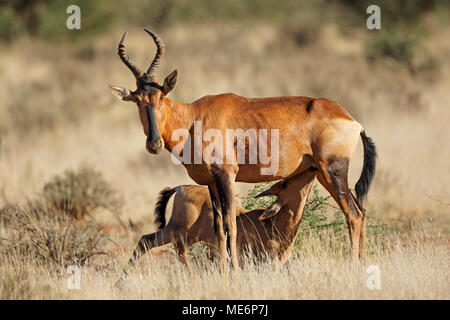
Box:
[146, 137, 164, 154]
[145, 103, 164, 154]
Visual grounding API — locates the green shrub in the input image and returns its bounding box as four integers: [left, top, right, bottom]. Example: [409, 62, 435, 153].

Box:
[239, 182, 277, 211]
[42, 165, 123, 219]
[300, 185, 329, 229]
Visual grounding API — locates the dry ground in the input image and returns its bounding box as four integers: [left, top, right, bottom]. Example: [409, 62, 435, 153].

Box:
[0, 18, 449, 299]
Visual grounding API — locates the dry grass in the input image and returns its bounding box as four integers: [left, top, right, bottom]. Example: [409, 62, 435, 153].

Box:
[0, 225, 447, 299]
[0, 201, 113, 268]
[116, 232, 449, 300]
[0, 15, 449, 299]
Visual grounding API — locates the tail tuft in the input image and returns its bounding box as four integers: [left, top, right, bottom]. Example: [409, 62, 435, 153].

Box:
[355, 131, 377, 206]
[154, 187, 178, 229]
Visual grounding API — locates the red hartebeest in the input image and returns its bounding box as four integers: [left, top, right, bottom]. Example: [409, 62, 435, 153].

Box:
[109, 29, 376, 267]
[127, 168, 317, 267]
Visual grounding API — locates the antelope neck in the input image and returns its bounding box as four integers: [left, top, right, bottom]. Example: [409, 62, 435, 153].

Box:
[161, 98, 195, 152]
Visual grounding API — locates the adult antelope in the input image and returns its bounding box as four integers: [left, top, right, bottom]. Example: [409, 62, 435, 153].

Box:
[109, 29, 377, 267]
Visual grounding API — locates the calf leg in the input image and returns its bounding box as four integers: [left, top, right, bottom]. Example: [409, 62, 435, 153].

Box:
[116, 228, 179, 287]
[175, 241, 190, 267]
[128, 228, 178, 265]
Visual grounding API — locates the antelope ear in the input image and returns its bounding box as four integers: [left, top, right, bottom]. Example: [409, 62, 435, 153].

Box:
[162, 69, 178, 95]
[108, 85, 134, 101]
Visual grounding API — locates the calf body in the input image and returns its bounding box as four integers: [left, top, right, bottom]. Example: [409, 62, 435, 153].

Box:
[128, 168, 317, 266]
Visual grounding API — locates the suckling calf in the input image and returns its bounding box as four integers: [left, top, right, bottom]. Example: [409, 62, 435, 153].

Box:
[128, 168, 317, 266]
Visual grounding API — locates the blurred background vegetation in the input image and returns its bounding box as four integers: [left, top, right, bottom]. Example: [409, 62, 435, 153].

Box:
[0, 0, 447, 82]
[0, 0, 448, 67]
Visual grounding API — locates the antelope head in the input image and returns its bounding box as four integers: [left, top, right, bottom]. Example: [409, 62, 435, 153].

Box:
[109, 29, 178, 154]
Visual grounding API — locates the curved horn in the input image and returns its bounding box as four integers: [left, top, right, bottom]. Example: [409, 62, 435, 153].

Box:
[118, 31, 144, 79]
[144, 29, 165, 76]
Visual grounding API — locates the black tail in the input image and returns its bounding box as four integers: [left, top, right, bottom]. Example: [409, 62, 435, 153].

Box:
[154, 187, 178, 229]
[355, 131, 377, 206]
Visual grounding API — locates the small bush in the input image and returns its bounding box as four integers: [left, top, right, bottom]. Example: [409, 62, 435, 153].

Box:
[0, 201, 111, 267]
[239, 182, 277, 211]
[42, 165, 123, 219]
[300, 185, 329, 229]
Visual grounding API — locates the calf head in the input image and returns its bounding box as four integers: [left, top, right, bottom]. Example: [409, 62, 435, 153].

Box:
[255, 167, 318, 221]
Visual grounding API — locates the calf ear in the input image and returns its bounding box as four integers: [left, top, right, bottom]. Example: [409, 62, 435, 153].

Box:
[108, 85, 134, 101]
[255, 188, 272, 198]
[162, 69, 178, 95]
[258, 200, 283, 221]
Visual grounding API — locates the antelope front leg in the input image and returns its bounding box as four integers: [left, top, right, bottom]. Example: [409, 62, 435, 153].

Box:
[208, 184, 227, 271]
[221, 179, 238, 269]
[209, 165, 239, 270]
